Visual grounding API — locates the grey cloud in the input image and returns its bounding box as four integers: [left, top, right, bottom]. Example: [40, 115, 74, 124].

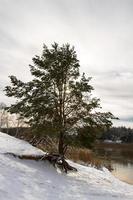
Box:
[89, 71, 133, 125]
[120, 116, 133, 122]
[0, 0, 133, 127]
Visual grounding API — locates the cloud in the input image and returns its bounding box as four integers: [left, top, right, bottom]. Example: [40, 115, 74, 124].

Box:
[0, 0, 133, 127]
[89, 71, 133, 127]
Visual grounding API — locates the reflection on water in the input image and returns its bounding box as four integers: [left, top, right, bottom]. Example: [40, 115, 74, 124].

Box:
[94, 146, 133, 185]
[112, 162, 133, 184]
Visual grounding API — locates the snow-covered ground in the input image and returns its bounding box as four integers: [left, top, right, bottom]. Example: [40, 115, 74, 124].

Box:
[0, 132, 133, 200]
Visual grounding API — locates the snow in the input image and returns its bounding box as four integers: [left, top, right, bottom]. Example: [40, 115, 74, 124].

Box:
[0, 132, 133, 200]
[0, 132, 45, 156]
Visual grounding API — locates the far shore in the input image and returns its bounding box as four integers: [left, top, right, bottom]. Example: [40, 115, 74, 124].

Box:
[95, 142, 133, 151]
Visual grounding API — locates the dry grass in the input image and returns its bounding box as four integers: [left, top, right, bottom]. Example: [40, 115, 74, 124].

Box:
[66, 147, 105, 169]
[66, 147, 92, 162]
[15, 133, 112, 170]
[68, 147, 114, 170]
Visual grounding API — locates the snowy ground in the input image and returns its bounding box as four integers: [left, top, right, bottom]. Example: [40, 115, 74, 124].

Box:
[0, 132, 133, 200]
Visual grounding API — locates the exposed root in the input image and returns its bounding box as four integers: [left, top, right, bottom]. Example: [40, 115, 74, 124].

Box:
[44, 153, 77, 173]
[4, 152, 77, 173]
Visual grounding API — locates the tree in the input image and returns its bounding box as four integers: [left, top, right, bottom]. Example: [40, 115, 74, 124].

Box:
[0, 102, 27, 135]
[0, 102, 11, 133]
[0, 102, 7, 131]
[5, 43, 115, 156]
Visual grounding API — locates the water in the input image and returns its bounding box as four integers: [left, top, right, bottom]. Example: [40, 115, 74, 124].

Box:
[94, 144, 133, 185]
[112, 162, 133, 184]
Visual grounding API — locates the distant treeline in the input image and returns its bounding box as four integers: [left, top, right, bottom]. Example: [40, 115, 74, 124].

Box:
[101, 127, 133, 143]
[2, 126, 133, 146]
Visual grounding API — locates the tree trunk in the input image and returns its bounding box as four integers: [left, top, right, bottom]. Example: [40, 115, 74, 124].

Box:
[58, 130, 64, 155]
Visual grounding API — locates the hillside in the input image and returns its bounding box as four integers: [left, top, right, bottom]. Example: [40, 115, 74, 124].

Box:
[0, 132, 133, 200]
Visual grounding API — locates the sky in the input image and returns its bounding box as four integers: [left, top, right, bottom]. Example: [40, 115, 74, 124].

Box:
[0, 0, 133, 128]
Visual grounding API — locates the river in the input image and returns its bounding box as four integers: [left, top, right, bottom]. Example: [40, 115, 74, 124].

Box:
[94, 143, 133, 185]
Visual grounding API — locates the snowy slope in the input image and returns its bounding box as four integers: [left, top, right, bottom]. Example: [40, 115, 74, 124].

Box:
[0, 132, 133, 200]
[0, 132, 45, 156]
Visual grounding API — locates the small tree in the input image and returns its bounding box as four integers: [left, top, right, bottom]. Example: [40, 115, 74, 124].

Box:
[5, 43, 115, 156]
[0, 102, 11, 133]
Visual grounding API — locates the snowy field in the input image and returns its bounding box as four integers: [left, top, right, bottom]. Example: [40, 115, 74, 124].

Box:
[0, 132, 133, 200]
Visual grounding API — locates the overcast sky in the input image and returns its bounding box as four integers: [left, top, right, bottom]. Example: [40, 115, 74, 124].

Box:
[0, 0, 133, 127]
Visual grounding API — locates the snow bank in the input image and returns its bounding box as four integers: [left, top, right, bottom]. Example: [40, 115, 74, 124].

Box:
[0, 132, 133, 200]
[0, 131, 45, 156]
